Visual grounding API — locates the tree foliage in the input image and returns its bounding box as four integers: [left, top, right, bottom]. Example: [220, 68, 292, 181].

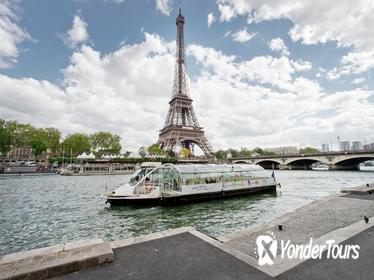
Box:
[138, 146, 148, 158]
[29, 128, 49, 156]
[6, 121, 35, 148]
[252, 147, 264, 155]
[45, 127, 61, 153]
[62, 133, 91, 156]
[148, 144, 162, 155]
[215, 149, 227, 160]
[0, 119, 13, 156]
[298, 147, 320, 154]
[90, 131, 122, 155]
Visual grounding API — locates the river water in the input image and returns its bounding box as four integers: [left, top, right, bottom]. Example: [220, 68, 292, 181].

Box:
[1, 170, 374, 255]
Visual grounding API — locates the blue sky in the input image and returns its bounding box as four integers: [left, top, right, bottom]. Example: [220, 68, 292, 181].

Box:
[0, 0, 373, 151]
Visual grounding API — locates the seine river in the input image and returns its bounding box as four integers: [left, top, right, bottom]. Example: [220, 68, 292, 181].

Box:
[1, 170, 374, 255]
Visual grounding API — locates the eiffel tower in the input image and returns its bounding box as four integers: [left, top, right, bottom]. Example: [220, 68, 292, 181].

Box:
[157, 9, 214, 157]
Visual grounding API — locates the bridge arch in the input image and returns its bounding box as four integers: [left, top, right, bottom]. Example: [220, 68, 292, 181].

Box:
[232, 160, 251, 164]
[256, 159, 282, 169]
[285, 158, 325, 170]
[334, 155, 374, 169]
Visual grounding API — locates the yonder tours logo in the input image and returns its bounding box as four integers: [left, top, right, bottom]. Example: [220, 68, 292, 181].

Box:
[255, 232, 360, 266]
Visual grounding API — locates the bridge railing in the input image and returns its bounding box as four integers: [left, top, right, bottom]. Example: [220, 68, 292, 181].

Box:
[228, 149, 374, 160]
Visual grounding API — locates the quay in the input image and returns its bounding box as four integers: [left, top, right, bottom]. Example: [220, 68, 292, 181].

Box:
[1, 183, 373, 280]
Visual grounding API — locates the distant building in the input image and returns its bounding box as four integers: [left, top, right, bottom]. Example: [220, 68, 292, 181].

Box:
[339, 141, 351, 152]
[265, 146, 298, 156]
[7, 147, 33, 159]
[321, 144, 330, 153]
[351, 141, 363, 151]
[363, 142, 374, 151]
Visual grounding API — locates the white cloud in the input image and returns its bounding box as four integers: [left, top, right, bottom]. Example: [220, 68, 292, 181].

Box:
[0, 1, 34, 68]
[188, 44, 312, 89]
[232, 27, 256, 43]
[224, 31, 231, 37]
[216, 0, 374, 49]
[0, 25, 373, 151]
[187, 44, 373, 148]
[64, 15, 89, 48]
[207, 12, 216, 27]
[216, 0, 374, 76]
[0, 32, 175, 151]
[291, 59, 312, 71]
[352, 77, 366, 85]
[268, 37, 289, 56]
[155, 0, 172, 16]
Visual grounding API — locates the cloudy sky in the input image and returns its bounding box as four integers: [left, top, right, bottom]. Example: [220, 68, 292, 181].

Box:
[0, 0, 373, 152]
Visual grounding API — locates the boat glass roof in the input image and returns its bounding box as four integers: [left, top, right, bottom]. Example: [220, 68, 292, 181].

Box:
[165, 164, 264, 174]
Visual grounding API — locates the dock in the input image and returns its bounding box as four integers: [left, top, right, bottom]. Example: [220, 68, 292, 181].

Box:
[1, 183, 374, 280]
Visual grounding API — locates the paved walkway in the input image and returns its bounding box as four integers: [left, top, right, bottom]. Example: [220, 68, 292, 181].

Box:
[279, 225, 374, 280]
[55, 232, 272, 280]
[218, 192, 374, 277]
[219, 194, 374, 255]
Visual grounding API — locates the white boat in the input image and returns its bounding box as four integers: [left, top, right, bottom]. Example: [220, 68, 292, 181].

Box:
[102, 163, 278, 205]
[312, 163, 329, 171]
[360, 162, 374, 172]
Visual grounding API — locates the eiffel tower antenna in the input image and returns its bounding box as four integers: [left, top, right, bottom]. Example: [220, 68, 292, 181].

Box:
[157, 9, 214, 157]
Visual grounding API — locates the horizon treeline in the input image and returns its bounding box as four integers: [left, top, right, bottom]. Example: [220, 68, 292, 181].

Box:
[0, 119, 122, 157]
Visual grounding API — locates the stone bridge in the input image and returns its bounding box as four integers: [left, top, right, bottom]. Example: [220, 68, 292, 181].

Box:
[228, 150, 374, 170]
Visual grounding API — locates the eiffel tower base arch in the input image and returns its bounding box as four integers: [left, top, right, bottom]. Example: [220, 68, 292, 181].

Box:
[157, 127, 214, 157]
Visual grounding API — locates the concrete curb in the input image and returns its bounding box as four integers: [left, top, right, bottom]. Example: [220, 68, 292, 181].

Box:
[0, 239, 113, 280]
[110, 226, 195, 249]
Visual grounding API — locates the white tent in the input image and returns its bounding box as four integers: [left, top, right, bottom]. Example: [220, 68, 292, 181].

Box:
[128, 151, 141, 158]
[77, 152, 95, 160]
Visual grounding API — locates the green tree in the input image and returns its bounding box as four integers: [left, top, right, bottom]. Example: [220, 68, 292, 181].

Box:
[0, 119, 13, 160]
[45, 127, 61, 153]
[215, 149, 227, 160]
[138, 146, 148, 158]
[62, 133, 91, 156]
[263, 150, 277, 156]
[90, 131, 122, 155]
[227, 148, 239, 157]
[29, 128, 49, 156]
[148, 143, 162, 155]
[299, 147, 320, 154]
[252, 147, 264, 155]
[6, 121, 34, 148]
[238, 147, 252, 157]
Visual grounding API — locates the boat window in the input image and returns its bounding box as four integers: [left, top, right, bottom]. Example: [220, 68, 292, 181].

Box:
[129, 168, 149, 186]
[163, 168, 182, 191]
[148, 168, 163, 185]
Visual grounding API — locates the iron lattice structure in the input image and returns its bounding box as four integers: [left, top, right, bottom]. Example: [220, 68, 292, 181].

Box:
[157, 10, 214, 157]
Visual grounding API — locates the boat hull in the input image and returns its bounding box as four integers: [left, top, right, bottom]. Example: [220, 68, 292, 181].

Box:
[106, 184, 277, 206]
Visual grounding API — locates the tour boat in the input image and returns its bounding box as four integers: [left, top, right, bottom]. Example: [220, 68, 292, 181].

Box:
[102, 163, 279, 205]
[311, 163, 330, 171]
[360, 162, 374, 172]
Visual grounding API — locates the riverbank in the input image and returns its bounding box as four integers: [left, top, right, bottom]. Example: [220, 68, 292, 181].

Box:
[1, 183, 373, 279]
